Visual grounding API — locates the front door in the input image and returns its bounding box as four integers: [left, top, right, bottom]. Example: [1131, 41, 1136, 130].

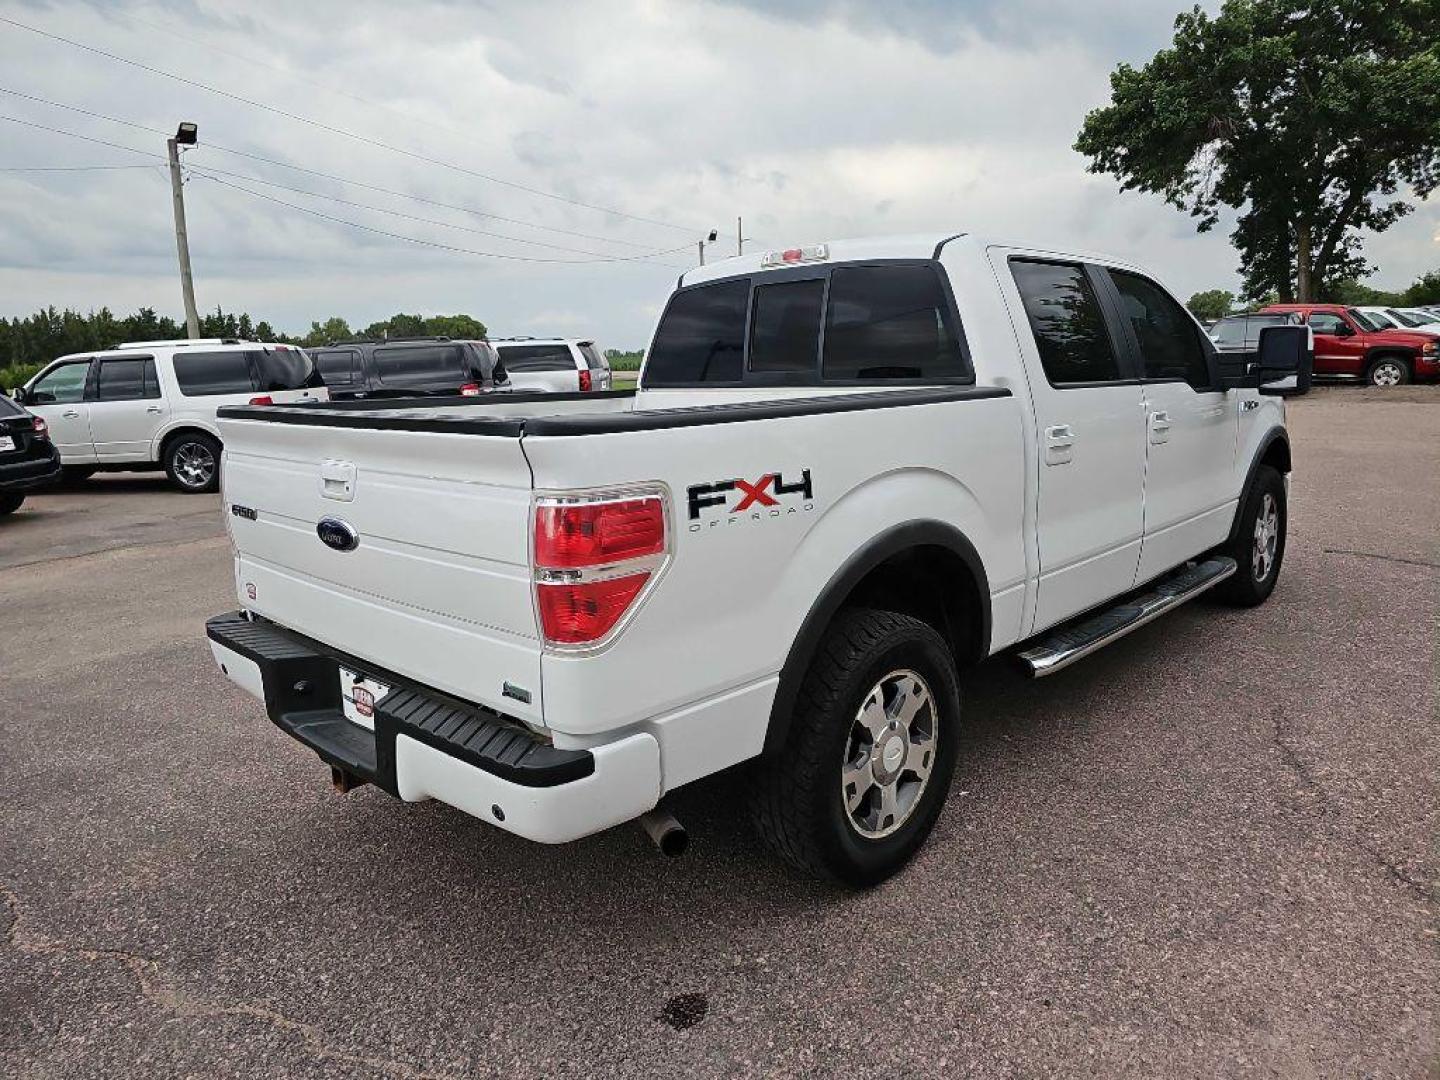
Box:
[88, 356, 168, 460]
[26, 358, 96, 463]
[1101, 268, 1238, 582]
[1005, 257, 1147, 632]
[1306, 311, 1365, 376]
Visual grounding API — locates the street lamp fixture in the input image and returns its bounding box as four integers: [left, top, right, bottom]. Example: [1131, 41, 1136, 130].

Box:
[174, 121, 198, 146]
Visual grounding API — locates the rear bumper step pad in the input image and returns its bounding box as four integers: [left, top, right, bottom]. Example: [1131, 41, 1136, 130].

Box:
[205, 611, 593, 791]
[1017, 557, 1238, 677]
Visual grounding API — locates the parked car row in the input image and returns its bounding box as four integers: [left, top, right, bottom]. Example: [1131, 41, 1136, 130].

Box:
[1209, 303, 1440, 387]
[6, 333, 614, 494]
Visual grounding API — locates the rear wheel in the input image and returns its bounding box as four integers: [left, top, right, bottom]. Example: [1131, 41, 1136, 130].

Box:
[750, 608, 960, 886]
[1214, 465, 1286, 607]
[1366, 355, 1410, 386]
[163, 432, 222, 493]
[0, 492, 25, 515]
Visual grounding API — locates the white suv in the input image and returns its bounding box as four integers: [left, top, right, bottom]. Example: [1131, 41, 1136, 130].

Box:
[15, 339, 327, 493]
[493, 338, 613, 393]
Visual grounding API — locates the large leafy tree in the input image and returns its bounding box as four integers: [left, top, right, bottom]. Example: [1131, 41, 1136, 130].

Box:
[1075, 1, 1440, 302]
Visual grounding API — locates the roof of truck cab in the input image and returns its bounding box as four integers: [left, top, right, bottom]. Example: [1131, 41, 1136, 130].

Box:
[678, 232, 1155, 288]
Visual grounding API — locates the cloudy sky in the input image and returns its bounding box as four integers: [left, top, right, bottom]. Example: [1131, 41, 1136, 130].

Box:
[0, 0, 1436, 348]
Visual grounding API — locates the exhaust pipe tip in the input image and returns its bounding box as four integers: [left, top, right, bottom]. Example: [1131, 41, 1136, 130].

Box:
[639, 808, 688, 858]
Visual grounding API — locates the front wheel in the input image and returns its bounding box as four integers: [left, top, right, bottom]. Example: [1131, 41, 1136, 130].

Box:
[0, 492, 25, 515]
[1214, 465, 1286, 607]
[1366, 356, 1410, 387]
[163, 432, 222, 493]
[750, 608, 960, 887]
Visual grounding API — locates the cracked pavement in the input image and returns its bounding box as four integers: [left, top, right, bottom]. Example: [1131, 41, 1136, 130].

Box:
[1, 386, 1436, 1077]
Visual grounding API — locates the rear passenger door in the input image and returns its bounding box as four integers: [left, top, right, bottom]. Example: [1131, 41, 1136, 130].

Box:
[372, 343, 466, 394]
[1100, 269, 1236, 582]
[88, 356, 167, 460]
[1007, 258, 1146, 631]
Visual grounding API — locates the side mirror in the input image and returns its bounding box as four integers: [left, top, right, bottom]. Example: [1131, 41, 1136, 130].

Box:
[9, 386, 25, 404]
[1255, 325, 1312, 397]
[1330, 323, 1355, 337]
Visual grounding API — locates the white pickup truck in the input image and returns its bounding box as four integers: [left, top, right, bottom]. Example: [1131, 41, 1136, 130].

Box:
[206, 234, 1309, 885]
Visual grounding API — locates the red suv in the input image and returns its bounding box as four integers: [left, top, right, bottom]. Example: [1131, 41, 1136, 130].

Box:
[1261, 303, 1439, 386]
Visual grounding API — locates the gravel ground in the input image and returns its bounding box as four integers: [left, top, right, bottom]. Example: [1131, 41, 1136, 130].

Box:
[1, 385, 1436, 1078]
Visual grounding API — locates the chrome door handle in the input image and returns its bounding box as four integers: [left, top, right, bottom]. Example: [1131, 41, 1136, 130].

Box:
[1044, 424, 1075, 466]
[146, 405, 163, 414]
[1148, 410, 1171, 445]
[61, 409, 80, 418]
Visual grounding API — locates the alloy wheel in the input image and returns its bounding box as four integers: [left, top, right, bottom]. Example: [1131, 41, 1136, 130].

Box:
[1252, 492, 1279, 582]
[174, 441, 215, 489]
[841, 668, 938, 839]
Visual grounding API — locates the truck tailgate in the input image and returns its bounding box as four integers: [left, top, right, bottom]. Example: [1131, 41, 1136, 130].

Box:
[217, 414, 542, 723]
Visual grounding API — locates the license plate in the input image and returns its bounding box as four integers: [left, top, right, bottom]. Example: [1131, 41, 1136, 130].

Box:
[338, 667, 390, 731]
[0, 436, 14, 452]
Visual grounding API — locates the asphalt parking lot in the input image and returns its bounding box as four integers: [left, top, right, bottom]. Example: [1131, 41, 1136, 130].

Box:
[2, 386, 1436, 1078]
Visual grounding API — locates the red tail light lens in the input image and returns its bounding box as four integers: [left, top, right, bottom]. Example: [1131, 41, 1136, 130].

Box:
[536, 574, 649, 644]
[248, 395, 274, 406]
[459, 382, 482, 396]
[578, 369, 593, 392]
[31, 417, 48, 439]
[534, 497, 665, 568]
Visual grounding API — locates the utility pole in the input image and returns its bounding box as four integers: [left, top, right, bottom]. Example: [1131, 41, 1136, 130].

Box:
[167, 122, 201, 339]
[699, 228, 718, 266]
[737, 216, 743, 256]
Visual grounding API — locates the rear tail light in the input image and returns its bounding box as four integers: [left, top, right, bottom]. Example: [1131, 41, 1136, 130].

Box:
[533, 490, 669, 647]
[459, 382, 483, 396]
[31, 417, 48, 439]
[248, 395, 274, 406]
[578, 369, 593, 392]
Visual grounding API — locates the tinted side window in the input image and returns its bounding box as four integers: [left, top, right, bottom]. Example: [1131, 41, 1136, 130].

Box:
[0, 394, 23, 417]
[251, 348, 319, 391]
[1307, 312, 1347, 335]
[1109, 270, 1211, 387]
[96, 358, 160, 401]
[174, 351, 255, 396]
[313, 348, 360, 386]
[644, 279, 749, 385]
[499, 344, 576, 372]
[749, 279, 823, 374]
[30, 360, 91, 403]
[1010, 261, 1122, 384]
[823, 265, 965, 381]
[373, 344, 464, 384]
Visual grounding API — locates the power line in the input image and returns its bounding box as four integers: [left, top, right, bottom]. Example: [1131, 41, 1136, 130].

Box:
[0, 112, 164, 160]
[194, 171, 688, 267]
[182, 163, 688, 264]
[0, 163, 163, 172]
[0, 85, 672, 251]
[0, 12, 705, 235]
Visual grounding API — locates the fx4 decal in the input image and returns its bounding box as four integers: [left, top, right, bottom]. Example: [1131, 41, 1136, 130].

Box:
[687, 469, 814, 530]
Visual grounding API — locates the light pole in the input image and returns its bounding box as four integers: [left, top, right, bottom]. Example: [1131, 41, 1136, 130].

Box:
[167, 121, 201, 339]
[698, 228, 718, 266]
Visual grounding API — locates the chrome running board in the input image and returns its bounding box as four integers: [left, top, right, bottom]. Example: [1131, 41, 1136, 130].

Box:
[1017, 556, 1238, 677]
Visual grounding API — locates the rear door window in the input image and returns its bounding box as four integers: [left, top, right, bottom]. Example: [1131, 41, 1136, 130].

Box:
[644, 279, 749, 385]
[313, 348, 361, 387]
[749, 279, 823, 375]
[1107, 269, 1212, 388]
[823, 265, 965, 381]
[173, 351, 255, 396]
[96, 358, 160, 401]
[1010, 260, 1123, 384]
[372, 344, 465, 386]
[498, 344, 577, 372]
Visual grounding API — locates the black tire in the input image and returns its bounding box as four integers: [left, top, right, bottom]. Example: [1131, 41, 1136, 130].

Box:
[1214, 464, 1286, 607]
[0, 492, 24, 515]
[1365, 354, 1410, 387]
[163, 432, 222, 494]
[750, 608, 961, 887]
[61, 466, 96, 484]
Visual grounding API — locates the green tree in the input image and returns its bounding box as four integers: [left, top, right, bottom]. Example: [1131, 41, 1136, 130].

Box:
[303, 317, 353, 346]
[422, 314, 487, 339]
[1186, 289, 1236, 321]
[1402, 270, 1440, 306]
[1076, 1, 1440, 302]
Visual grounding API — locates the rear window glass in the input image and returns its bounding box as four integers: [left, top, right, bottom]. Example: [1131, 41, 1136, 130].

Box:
[822, 265, 965, 381]
[578, 342, 606, 370]
[96, 358, 160, 401]
[313, 348, 360, 386]
[253, 347, 319, 392]
[373, 344, 464, 384]
[749, 279, 823, 374]
[644, 279, 749, 385]
[499, 344, 576, 372]
[1211, 318, 1248, 347]
[0, 394, 23, 416]
[1011, 260, 1122, 384]
[173, 351, 254, 396]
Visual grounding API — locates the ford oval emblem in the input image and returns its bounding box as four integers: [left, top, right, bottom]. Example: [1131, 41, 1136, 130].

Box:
[316, 517, 359, 552]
